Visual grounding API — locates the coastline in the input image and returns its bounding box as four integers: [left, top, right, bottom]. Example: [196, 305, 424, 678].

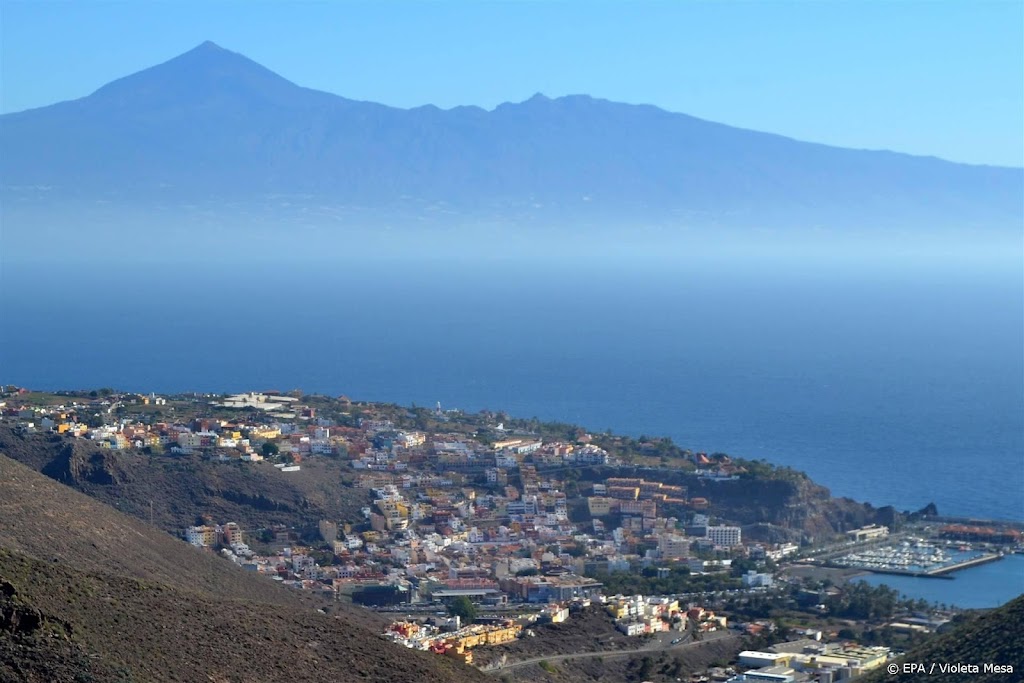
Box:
[4, 385, 1023, 614]
[7, 378, 1023, 525]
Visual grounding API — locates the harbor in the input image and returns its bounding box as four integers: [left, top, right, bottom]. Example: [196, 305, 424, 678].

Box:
[830, 538, 1004, 579]
[858, 553, 1024, 609]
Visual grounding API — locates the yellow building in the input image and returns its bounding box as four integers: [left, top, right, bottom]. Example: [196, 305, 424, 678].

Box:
[587, 497, 613, 516]
[222, 522, 243, 546]
[376, 500, 410, 531]
[607, 602, 631, 620]
[445, 623, 521, 651]
[607, 486, 640, 501]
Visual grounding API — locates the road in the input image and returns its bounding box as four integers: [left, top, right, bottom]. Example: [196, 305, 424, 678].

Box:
[482, 630, 735, 673]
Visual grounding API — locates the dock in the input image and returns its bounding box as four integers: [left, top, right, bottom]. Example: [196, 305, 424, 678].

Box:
[850, 553, 1003, 580]
[924, 552, 1002, 576]
[856, 567, 955, 580]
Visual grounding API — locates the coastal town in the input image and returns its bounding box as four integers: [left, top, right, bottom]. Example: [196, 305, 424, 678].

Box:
[2, 386, 1021, 683]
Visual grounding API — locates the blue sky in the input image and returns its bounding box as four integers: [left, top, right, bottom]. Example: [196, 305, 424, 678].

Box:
[1, 1, 1021, 166]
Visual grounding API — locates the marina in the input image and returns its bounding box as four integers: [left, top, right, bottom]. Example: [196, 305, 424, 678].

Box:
[830, 538, 1003, 579]
[858, 553, 1024, 609]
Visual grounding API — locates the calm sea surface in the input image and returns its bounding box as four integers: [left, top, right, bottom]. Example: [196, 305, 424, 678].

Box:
[859, 554, 1024, 609]
[2, 260, 1021, 527]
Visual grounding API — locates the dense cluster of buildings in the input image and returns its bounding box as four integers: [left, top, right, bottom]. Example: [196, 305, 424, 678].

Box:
[184, 520, 408, 597]
[603, 595, 726, 636]
[5, 392, 341, 462]
[3, 389, 800, 614]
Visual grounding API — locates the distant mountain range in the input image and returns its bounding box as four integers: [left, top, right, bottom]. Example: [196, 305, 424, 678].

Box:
[1, 41, 1021, 233]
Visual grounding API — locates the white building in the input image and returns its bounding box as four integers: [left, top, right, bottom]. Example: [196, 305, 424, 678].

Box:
[707, 525, 742, 548]
[658, 534, 690, 560]
[766, 543, 799, 561]
[738, 651, 790, 668]
[846, 524, 890, 542]
[742, 570, 774, 588]
[617, 621, 647, 636]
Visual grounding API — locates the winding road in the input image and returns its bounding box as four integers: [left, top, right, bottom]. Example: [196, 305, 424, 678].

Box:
[481, 630, 737, 673]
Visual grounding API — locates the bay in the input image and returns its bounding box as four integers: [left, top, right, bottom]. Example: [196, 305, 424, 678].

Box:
[858, 555, 1024, 609]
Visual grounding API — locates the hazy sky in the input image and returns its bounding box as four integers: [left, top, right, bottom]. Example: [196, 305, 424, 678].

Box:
[1, 1, 1021, 167]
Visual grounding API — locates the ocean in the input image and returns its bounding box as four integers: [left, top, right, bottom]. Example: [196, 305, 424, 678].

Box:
[1, 255, 1021, 526]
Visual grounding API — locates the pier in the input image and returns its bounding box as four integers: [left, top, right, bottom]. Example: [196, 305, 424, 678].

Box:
[849, 552, 1003, 580]
[925, 552, 1002, 576]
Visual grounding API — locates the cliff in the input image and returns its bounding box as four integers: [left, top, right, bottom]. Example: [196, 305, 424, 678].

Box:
[580, 464, 897, 543]
[0, 425, 369, 536]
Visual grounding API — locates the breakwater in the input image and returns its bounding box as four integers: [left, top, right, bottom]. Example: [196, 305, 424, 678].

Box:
[925, 552, 1002, 576]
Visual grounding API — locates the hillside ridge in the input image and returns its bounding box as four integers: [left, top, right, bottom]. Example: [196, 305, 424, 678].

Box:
[0, 453, 486, 683]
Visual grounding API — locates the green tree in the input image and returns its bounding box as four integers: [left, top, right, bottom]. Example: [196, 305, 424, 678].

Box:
[447, 596, 478, 624]
[564, 544, 586, 558]
[261, 441, 279, 457]
[730, 558, 759, 577]
[636, 656, 654, 679]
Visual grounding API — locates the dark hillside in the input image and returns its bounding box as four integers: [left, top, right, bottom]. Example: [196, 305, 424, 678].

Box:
[0, 454, 487, 682]
[860, 595, 1024, 683]
[0, 451, 383, 631]
[0, 549, 482, 683]
[0, 425, 370, 534]
[0, 452, 297, 604]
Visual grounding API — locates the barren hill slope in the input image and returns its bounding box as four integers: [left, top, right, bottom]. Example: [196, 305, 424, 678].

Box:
[0, 455, 486, 683]
[0, 451, 304, 604]
[859, 595, 1024, 683]
[0, 428, 374, 532]
[0, 425, 371, 535]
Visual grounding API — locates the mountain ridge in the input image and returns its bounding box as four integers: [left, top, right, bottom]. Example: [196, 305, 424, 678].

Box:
[1, 41, 1021, 234]
[5, 41, 1017, 170]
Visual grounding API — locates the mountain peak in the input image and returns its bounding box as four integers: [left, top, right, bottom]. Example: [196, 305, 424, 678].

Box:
[194, 40, 225, 51]
[516, 92, 601, 109]
[176, 40, 244, 64]
[88, 41, 302, 108]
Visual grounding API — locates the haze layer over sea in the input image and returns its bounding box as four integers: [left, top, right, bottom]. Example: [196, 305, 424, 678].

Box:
[2, 233, 1021, 522]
